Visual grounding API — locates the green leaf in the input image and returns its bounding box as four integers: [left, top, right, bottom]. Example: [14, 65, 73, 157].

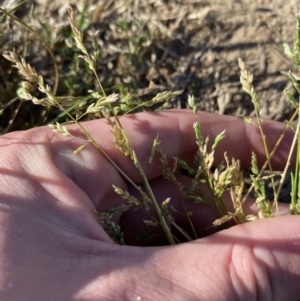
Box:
[284, 88, 297, 109]
[147, 135, 160, 167]
[288, 71, 300, 94]
[211, 130, 226, 151]
[193, 121, 203, 144]
[251, 152, 259, 175]
[283, 43, 293, 59]
[243, 117, 253, 124]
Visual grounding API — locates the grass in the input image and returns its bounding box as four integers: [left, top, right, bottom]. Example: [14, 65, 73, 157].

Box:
[1, 2, 300, 245]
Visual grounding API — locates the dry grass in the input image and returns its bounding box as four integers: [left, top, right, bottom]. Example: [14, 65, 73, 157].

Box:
[1, 1, 300, 245]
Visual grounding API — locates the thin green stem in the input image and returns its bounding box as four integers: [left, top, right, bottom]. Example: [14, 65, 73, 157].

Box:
[171, 221, 193, 241]
[51, 99, 141, 191]
[243, 108, 299, 204]
[91, 68, 106, 98]
[277, 120, 298, 207]
[292, 116, 300, 207]
[50, 91, 175, 244]
[252, 96, 277, 213]
[203, 172, 227, 217]
[135, 161, 175, 245]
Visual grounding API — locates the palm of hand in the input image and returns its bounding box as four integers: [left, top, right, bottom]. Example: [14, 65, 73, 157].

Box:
[0, 110, 299, 301]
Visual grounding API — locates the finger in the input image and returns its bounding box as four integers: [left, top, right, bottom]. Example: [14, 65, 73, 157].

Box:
[69, 109, 294, 184]
[0, 129, 114, 244]
[49, 109, 293, 211]
[10, 110, 291, 210]
[120, 175, 291, 246]
[80, 215, 300, 300]
[137, 215, 300, 301]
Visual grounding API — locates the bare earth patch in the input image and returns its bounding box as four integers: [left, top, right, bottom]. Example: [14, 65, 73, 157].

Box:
[1, 0, 299, 131]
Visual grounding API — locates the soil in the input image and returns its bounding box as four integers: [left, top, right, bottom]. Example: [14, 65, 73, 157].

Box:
[1, 0, 299, 122]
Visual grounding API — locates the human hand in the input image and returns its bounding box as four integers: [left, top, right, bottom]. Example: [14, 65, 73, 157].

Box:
[0, 109, 299, 300]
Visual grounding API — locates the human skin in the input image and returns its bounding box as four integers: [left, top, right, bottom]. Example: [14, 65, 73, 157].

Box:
[0, 109, 299, 300]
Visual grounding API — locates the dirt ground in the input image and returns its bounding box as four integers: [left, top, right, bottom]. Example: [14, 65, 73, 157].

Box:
[1, 0, 300, 128]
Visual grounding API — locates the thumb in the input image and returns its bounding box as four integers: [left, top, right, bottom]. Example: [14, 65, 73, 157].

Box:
[144, 215, 300, 301]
